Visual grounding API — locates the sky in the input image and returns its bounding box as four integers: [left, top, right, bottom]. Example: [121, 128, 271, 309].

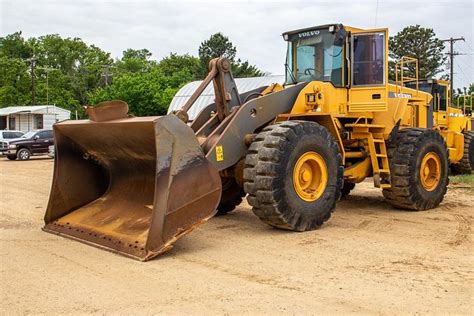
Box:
[1, 0, 473, 90]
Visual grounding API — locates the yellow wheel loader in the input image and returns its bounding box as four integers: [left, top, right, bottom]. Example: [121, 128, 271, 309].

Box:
[44, 24, 469, 261]
[405, 79, 473, 174]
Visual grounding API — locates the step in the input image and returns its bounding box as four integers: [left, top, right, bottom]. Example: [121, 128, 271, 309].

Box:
[378, 169, 390, 173]
[376, 154, 387, 158]
[373, 139, 385, 143]
[345, 123, 386, 129]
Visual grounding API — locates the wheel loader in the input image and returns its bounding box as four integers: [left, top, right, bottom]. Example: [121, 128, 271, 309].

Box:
[404, 78, 473, 174]
[43, 24, 472, 261]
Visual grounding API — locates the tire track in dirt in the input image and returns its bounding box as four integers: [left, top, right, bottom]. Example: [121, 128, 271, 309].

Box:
[447, 214, 471, 247]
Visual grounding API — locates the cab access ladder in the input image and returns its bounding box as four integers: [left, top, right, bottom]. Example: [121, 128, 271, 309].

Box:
[345, 121, 391, 189]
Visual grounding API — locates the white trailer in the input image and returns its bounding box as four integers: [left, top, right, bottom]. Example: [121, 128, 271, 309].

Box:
[0, 105, 71, 132]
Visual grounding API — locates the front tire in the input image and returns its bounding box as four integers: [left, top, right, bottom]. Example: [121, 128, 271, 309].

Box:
[17, 148, 31, 160]
[383, 128, 449, 210]
[243, 121, 343, 231]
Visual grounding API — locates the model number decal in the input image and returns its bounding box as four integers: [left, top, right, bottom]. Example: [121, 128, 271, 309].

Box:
[389, 92, 412, 98]
[298, 30, 320, 38]
[216, 145, 224, 161]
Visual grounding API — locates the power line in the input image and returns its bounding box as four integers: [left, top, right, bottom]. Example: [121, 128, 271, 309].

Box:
[441, 37, 465, 102]
[455, 64, 470, 84]
[453, 42, 474, 71]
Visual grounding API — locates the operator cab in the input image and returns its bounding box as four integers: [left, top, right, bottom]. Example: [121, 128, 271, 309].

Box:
[405, 79, 448, 112]
[283, 24, 387, 89]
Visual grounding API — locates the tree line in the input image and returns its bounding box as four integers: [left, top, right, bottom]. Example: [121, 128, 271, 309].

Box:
[0, 32, 262, 117]
[0, 25, 472, 117]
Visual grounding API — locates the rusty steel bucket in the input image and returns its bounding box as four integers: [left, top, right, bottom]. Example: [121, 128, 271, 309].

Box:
[43, 106, 221, 261]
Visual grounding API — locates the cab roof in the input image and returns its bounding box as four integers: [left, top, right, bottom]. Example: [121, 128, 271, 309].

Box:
[282, 24, 364, 38]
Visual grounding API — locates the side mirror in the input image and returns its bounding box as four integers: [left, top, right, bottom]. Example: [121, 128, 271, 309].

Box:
[333, 27, 347, 46]
[34, 135, 39, 140]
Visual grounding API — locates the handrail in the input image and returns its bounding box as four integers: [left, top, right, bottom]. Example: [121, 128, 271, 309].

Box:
[395, 56, 419, 96]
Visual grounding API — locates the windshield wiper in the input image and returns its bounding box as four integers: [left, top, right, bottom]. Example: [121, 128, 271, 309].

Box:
[285, 63, 298, 84]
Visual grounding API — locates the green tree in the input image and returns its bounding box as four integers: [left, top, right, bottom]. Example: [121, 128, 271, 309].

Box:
[232, 59, 263, 77]
[0, 31, 33, 59]
[198, 32, 262, 77]
[88, 53, 197, 116]
[88, 68, 179, 116]
[198, 33, 236, 74]
[389, 25, 446, 80]
[0, 57, 31, 105]
[157, 53, 200, 79]
[0, 32, 112, 115]
[115, 48, 154, 74]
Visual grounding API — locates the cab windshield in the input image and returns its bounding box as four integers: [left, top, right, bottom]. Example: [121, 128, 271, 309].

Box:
[21, 131, 37, 139]
[285, 30, 344, 86]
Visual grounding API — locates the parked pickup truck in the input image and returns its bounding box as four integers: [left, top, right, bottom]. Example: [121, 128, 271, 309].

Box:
[6, 130, 54, 160]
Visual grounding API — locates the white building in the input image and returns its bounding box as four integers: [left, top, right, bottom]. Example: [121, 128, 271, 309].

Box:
[168, 75, 285, 120]
[0, 105, 71, 132]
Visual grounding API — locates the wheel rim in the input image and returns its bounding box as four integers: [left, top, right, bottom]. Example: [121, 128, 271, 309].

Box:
[293, 151, 327, 202]
[20, 150, 29, 160]
[420, 152, 441, 191]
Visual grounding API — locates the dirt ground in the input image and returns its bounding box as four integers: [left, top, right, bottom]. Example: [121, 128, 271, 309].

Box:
[0, 157, 472, 315]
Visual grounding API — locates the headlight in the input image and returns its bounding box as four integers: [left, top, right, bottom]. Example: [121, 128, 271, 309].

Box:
[8, 144, 16, 149]
[306, 93, 317, 104]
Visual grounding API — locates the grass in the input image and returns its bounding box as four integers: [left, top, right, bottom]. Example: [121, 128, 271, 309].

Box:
[449, 173, 474, 186]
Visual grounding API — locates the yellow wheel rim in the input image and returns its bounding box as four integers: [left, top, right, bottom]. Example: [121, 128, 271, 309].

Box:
[420, 152, 441, 191]
[293, 151, 328, 202]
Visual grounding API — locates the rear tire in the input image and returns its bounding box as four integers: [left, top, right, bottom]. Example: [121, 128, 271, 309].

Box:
[6, 155, 16, 160]
[17, 148, 31, 160]
[383, 128, 449, 210]
[216, 178, 245, 216]
[451, 131, 473, 174]
[243, 121, 343, 231]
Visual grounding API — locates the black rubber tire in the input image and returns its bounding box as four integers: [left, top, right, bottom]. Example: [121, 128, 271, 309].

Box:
[382, 128, 449, 211]
[340, 182, 356, 199]
[16, 148, 31, 160]
[6, 155, 16, 160]
[451, 131, 473, 174]
[243, 121, 343, 231]
[216, 178, 245, 216]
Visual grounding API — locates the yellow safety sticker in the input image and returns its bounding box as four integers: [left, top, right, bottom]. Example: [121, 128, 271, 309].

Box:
[216, 145, 224, 161]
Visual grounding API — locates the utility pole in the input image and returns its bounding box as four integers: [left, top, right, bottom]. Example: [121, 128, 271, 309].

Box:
[101, 65, 113, 86]
[39, 67, 54, 104]
[27, 56, 38, 105]
[441, 37, 465, 103]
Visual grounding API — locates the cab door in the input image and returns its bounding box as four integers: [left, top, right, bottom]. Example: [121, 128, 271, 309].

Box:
[433, 84, 448, 127]
[348, 29, 388, 113]
[33, 131, 53, 153]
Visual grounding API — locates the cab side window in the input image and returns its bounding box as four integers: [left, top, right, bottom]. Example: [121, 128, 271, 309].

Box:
[352, 33, 385, 86]
[438, 86, 447, 111]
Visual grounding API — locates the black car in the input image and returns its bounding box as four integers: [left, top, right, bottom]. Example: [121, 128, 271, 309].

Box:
[6, 130, 54, 160]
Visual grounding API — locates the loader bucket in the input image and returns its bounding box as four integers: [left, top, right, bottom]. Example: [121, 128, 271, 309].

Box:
[43, 114, 222, 261]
